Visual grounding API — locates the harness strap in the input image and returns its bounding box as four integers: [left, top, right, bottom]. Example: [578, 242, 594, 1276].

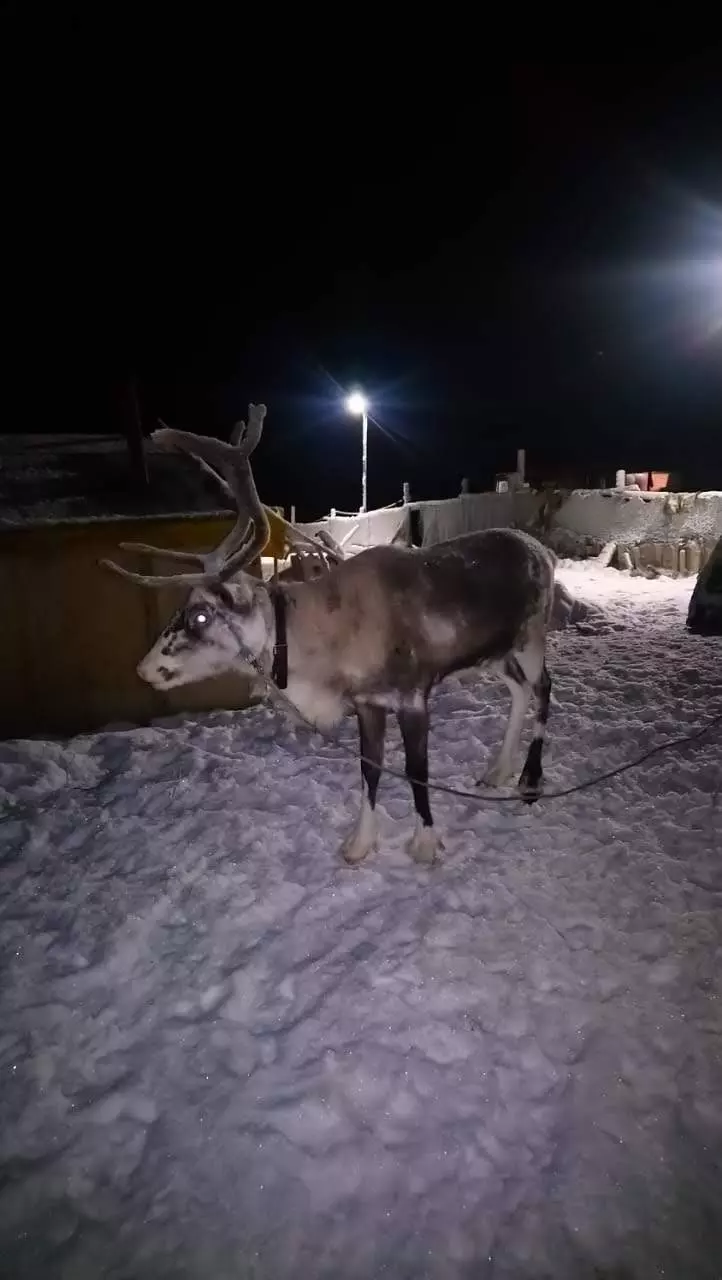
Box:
[270, 588, 288, 690]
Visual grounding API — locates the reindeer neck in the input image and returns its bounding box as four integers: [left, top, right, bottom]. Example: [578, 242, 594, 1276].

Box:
[267, 584, 289, 689]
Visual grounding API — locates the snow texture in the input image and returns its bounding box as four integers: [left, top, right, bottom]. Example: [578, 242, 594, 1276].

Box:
[0, 435, 236, 527]
[1, 566, 722, 1279]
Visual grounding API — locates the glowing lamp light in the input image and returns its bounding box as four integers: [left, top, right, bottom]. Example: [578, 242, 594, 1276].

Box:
[346, 391, 368, 416]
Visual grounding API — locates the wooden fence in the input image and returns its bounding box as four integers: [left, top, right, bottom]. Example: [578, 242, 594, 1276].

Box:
[0, 513, 284, 740]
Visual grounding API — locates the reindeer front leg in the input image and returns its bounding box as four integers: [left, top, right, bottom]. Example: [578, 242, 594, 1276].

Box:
[398, 699, 442, 865]
[341, 704, 386, 865]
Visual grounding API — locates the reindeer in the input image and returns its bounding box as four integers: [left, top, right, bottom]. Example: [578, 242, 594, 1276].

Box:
[277, 528, 346, 583]
[103, 404, 555, 866]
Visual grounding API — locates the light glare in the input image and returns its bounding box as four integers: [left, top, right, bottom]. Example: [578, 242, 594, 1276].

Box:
[346, 391, 367, 416]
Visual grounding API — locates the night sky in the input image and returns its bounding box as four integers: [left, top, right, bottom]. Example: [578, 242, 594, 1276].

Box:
[4, 37, 722, 518]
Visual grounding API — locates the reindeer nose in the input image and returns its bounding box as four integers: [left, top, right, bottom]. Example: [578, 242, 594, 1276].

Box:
[137, 656, 168, 685]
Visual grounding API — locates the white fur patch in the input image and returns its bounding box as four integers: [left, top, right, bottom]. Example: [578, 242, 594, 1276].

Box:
[406, 819, 441, 865]
[340, 792, 377, 864]
[138, 646, 229, 690]
[422, 614, 459, 648]
[481, 757, 517, 788]
[285, 677, 346, 731]
[356, 689, 426, 714]
[238, 610, 270, 658]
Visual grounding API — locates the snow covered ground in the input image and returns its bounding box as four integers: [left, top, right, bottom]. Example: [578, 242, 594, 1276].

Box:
[1, 565, 722, 1279]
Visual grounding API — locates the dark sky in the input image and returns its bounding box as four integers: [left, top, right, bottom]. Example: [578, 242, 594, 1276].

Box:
[4, 31, 722, 516]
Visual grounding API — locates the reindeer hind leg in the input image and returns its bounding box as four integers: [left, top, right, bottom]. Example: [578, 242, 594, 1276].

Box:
[398, 696, 442, 865]
[479, 654, 533, 788]
[518, 658, 552, 803]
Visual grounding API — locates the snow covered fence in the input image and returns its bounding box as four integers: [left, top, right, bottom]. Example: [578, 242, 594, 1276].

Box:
[300, 490, 722, 575]
[413, 489, 722, 565]
[414, 491, 545, 546]
[298, 506, 410, 555]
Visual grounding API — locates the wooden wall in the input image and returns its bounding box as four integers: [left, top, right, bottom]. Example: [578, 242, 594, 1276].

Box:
[0, 515, 265, 740]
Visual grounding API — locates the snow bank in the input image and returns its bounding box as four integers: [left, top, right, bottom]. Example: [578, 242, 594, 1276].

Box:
[1, 567, 722, 1278]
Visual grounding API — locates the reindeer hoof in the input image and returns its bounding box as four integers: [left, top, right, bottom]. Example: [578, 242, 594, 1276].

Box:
[340, 798, 378, 865]
[478, 762, 514, 788]
[340, 832, 376, 865]
[518, 772, 542, 805]
[406, 823, 442, 866]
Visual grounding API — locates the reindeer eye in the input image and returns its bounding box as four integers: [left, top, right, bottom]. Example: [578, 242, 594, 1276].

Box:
[185, 605, 213, 637]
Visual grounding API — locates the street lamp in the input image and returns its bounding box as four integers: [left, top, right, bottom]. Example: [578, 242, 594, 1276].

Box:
[346, 391, 369, 513]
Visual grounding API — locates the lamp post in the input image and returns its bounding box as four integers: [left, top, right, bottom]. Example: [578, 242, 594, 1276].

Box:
[346, 390, 368, 513]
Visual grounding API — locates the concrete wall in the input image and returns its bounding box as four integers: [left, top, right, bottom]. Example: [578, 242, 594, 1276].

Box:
[547, 489, 722, 557]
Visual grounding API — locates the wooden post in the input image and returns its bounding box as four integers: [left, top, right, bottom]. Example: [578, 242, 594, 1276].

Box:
[516, 448, 526, 486]
[290, 504, 296, 524]
[123, 376, 149, 489]
[402, 481, 411, 504]
[687, 541, 701, 575]
[460, 477, 470, 495]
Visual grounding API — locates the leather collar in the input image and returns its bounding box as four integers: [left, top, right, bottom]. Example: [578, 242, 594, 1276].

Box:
[270, 588, 288, 690]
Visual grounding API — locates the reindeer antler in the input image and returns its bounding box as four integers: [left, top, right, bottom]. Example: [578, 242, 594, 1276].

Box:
[102, 403, 348, 589]
[101, 404, 271, 588]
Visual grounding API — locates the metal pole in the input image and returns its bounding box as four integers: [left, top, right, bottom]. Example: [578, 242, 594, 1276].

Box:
[361, 411, 368, 513]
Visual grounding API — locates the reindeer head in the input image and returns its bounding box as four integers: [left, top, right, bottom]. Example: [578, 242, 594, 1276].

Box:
[103, 405, 276, 690]
[133, 574, 272, 691]
[102, 405, 346, 691]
